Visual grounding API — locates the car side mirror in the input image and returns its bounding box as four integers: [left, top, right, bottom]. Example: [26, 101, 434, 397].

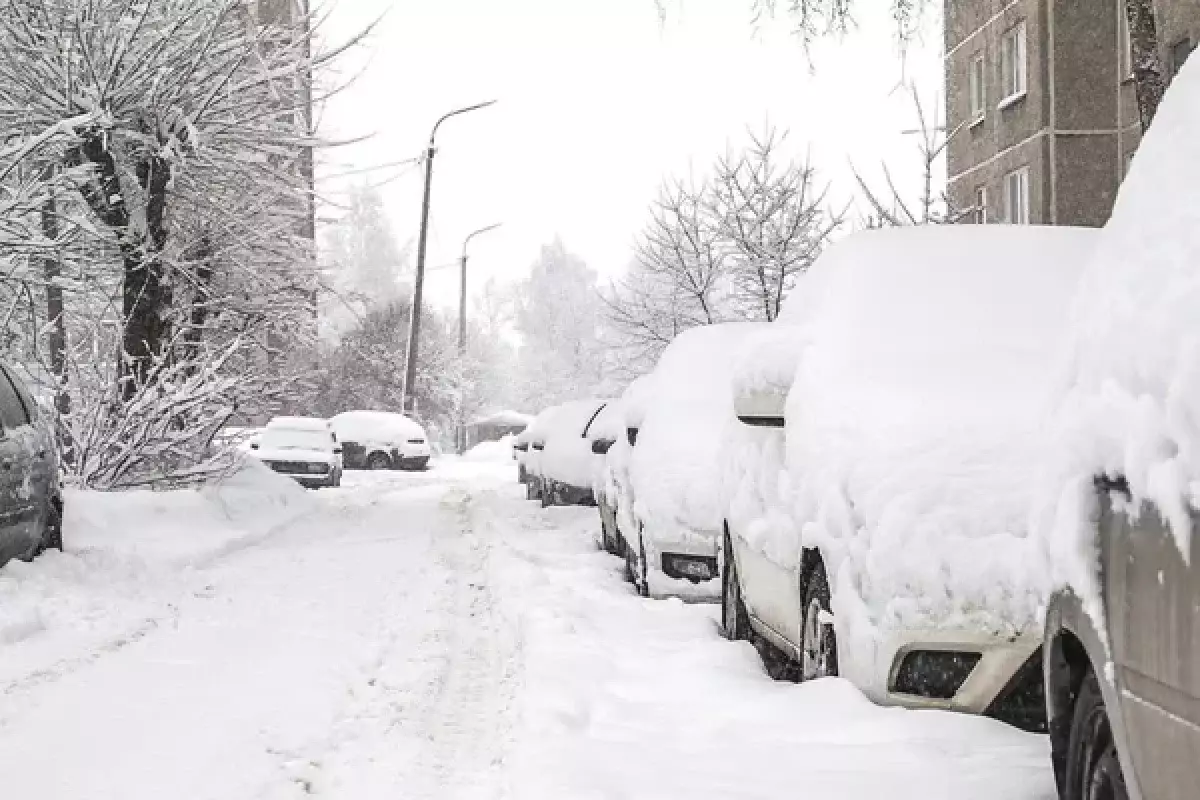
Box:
[250, 442, 259, 450]
[592, 438, 614, 455]
[333, 446, 343, 454]
[626, 427, 639, 447]
[734, 386, 787, 428]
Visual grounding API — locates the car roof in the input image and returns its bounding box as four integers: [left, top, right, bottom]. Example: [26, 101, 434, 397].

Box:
[266, 416, 330, 431]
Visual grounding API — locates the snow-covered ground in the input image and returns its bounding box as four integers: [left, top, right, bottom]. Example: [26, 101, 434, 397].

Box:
[0, 460, 1054, 799]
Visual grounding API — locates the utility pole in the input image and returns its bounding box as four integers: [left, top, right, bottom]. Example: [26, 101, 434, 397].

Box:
[401, 100, 497, 415]
[456, 223, 501, 452]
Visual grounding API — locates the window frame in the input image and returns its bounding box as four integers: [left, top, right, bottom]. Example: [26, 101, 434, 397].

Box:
[1004, 167, 1031, 225]
[968, 52, 987, 125]
[974, 185, 988, 224]
[1170, 37, 1194, 78]
[1119, 9, 1134, 81]
[0, 366, 32, 432]
[999, 20, 1028, 107]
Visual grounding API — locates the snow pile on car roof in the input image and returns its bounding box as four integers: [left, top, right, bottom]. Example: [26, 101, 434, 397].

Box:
[631, 322, 768, 543]
[754, 226, 1097, 681]
[330, 410, 426, 443]
[1036, 59, 1200, 610]
[540, 399, 606, 488]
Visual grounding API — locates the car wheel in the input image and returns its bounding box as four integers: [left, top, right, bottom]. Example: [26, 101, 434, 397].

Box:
[366, 452, 391, 471]
[36, 501, 64, 555]
[625, 535, 648, 597]
[1064, 669, 1129, 800]
[800, 558, 838, 681]
[722, 533, 751, 641]
[540, 481, 552, 508]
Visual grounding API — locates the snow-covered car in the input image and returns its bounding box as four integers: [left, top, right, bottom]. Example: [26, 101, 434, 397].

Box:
[587, 394, 634, 556]
[0, 362, 62, 566]
[721, 225, 1098, 728]
[1041, 61, 1200, 800]
[329, 410, 431, 471]
[250, 416, 344, 489]
[617, 323, 767, 600]
[537, 399, 607, 507]
[521, 407, 558, 501]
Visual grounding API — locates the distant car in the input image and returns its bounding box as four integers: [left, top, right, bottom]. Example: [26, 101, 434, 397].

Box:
[586, 398, 628, 556]
[616, 323, 767, 600]
[521, 406, 558, 501]
[535, 399, 607, 508]
[250, 416, 343, 488]
[0, 362, 62, 565]
[329, 410, 431, 471]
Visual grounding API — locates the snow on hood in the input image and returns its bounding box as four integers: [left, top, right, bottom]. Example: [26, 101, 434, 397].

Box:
[631, 322, 769, 544]
[1033, 57, 1200, 624]
[540, 399, 606, 488]
[766, 226, 1098, 648]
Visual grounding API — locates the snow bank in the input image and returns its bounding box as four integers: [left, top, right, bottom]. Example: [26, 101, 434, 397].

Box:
[725, 226, 1098, 687]
[463, 435, 518, 463]
[631, 323, 768, 549]
[1033, 57, 1200, 623]
[540, 399, 606, 488]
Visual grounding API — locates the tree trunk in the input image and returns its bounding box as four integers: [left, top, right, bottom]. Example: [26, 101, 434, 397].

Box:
[40, 174, 69, 417]
[182, 236, 214, 376]
[1126, 0, 1168, 130]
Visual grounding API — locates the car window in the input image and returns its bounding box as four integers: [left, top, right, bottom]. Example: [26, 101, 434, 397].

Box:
[0, 367, 31, 431]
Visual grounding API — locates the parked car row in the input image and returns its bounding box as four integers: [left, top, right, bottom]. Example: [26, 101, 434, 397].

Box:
[244, 410, 432, 489]
[515, 67, 1200, 800]
[0, 361, 63, 568]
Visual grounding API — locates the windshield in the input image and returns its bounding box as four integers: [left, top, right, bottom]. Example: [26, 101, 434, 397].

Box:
[259, 427, 334, 453]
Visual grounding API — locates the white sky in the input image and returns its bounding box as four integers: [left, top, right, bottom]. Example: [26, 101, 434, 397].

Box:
[318, 0, 944, 310]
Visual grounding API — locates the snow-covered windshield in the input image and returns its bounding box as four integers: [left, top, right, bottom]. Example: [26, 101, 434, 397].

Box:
[259, 427, 334, 453]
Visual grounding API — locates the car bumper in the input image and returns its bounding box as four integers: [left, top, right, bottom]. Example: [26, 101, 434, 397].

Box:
[544, 480, 595, 507]
[874, 629, 1042, 716]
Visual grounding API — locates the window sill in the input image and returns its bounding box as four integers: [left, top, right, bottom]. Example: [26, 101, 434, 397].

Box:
[997, 91, 1027, 111]
[969, 113, 986, 129]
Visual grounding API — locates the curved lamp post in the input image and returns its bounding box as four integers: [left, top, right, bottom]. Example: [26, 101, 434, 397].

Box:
[456, 222, 502, 453]
[402, 100, 497, 415]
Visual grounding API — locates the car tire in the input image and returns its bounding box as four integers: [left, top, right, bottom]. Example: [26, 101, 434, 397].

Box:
[1063, 668, 1129, 800]
[722, 533, 751, 641]
[625, 535, 648, 597]
[36, 500, 64, 555]
[540, 481, 552, 508]
[800, 558, 838, 681]
[366, 452, 391, 471]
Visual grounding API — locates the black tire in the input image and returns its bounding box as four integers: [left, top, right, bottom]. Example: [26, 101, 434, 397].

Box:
[800, 558, 838, 680]
[625, 535, 648, 596]
[36, 500, 63, 555]
[1064, 669, 1129, 800]
[722, 533, 751, 641]
[366, 452, 391, 471]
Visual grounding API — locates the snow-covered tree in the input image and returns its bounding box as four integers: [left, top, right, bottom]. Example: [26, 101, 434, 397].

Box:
[321, 184, 410, 327]
[514, 240, 609, 408]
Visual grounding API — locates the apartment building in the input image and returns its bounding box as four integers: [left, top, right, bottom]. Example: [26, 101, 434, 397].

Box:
[945, 0, 1200, 227]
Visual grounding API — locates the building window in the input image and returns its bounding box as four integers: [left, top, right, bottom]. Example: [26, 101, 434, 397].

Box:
[1000, 21, 1028, 103]
[969, 53, 986, 124]
[974, 186, 988, 224]
[1171, 37, 1195, 77]
[1004, 167, 1030, 224]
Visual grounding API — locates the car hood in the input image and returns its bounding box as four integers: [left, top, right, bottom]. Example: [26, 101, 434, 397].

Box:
[251, 447, 337, 465]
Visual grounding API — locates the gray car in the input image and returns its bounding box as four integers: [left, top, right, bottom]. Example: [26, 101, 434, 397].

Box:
[0, 362, 63, 566]
[1044, 476, 1199, 800]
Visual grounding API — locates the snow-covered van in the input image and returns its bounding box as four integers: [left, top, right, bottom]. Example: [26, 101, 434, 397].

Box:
[721, 226, 1098, 728]
[250, 416, 343, 489]
[329, 410, 431, 471]
[617, 323, 767, 600]
[1040, 59, 1200, 800]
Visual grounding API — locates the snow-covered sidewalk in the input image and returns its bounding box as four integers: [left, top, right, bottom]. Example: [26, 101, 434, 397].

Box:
[0, 460, 1054, 799]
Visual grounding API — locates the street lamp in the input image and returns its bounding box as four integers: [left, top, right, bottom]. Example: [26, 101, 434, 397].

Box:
[402, 99, 498, 415]
[456, 222, 502, 453]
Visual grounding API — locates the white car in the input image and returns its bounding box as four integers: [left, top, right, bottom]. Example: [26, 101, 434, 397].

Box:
[521, 406, 558, 501]
[250, 416, 343, 489]
[721, 225, 1098, 729]
[615, 323, 768, 600]
[586, 396, 631, 556]
[329, 410, 431, 471]
[536, 399, 607, 507]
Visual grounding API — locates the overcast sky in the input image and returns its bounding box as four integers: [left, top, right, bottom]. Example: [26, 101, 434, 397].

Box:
[318, 0, 943, 310]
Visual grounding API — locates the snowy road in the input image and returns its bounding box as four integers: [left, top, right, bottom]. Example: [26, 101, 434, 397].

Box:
[0, 461, 1056, 799]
